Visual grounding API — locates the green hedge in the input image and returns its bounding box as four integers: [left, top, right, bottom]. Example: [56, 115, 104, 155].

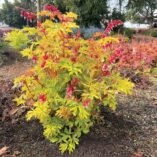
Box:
[120, 28, 136, 38]
[143, 29, 157, 37]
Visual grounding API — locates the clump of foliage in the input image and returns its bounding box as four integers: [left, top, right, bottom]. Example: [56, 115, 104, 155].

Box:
[61, 0, 109, 27]
[0, 29, 12, 66]
[143, 29, 157, 37]
[107, 37, 157, 75]
[120, 28, 136, 38]
[111, 8, 125, 22]
[109, 8, 125, 33]
[6, 6, 134, 153]
[0, 0, 27, 28]
[0, 39, 8, 66]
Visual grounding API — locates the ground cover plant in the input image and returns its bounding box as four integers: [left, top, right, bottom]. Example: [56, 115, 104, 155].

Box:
[119, 39, 157, 73]
[5, 5, 134, 153]
[105, 37, 157, 77]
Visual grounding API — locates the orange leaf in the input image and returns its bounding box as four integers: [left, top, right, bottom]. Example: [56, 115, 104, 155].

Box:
[9, 107, 19, 116]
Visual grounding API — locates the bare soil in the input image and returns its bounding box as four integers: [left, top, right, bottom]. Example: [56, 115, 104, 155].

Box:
[0, 62, 157, 157]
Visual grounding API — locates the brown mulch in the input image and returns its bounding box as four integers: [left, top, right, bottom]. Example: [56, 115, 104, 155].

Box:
[0, 62, 157, 157]
[0, 61, 32, 81]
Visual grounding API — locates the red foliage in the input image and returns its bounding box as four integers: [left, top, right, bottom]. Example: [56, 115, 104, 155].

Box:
[20, 10, 36, 22]
[103, 42, 112, 49]
[83, 99, 91, 108]
[39, 94, 47, 102]
[32, 55, 38, 63]
[71, 57, 77, 63]
[40, 60, 46, 68]
[71, 77, 80, 88]
[43, 54, 49, 60]
[102, 64, 108, 71]
[108, 38, 157, 72]
[44, 4, 58, 13]
[66, 86, 73, 99]
[16, 6, 36, 22]
[104, 20, 123, 35]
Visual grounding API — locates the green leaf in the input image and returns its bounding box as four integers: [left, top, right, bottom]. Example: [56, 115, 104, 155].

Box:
[59, 143, 68, 154]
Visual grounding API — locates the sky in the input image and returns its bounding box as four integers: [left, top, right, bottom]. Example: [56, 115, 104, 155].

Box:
[0, 0, 119, 9]
[0, 0, 123, 9]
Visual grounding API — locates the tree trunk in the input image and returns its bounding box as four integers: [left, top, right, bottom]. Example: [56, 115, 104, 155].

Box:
[119, 0, 122, 13]
[37, 0, 41, 22]
[150, 11, 154, 28]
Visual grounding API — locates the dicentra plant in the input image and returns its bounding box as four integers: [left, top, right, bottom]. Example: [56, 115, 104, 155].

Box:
[6, 5, 134, 153]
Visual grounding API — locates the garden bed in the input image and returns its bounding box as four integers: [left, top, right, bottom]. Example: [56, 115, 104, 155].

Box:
[0, 62, 157, 157]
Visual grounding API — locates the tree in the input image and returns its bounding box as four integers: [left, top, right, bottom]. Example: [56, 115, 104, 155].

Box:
[111, 8, 125, 21]
[0, 0, 38, 28]
[62, 0, 109, 27]
[37, 0, 42, 21]
[127, 0, 157, 26]
[53, 0, 66, 13]
[0, 0, 110, 28]
[0, 0, 27, 28]
[118, 0, 125, 13]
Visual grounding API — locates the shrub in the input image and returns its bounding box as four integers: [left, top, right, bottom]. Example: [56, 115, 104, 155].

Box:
[0, 29, 15, 66]
[107, 37, 157, 75]
[120, 28, 136, 38]
[149, 31, 157, 37]
[6, 7, 134, 153]
[0, 39, 9, 66]
[143, 29, 157, 37]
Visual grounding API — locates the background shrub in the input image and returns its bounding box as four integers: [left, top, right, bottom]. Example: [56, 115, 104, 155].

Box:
[0, 39, 8, 66]
[120, 28, 136, 38]
[143, 29, 157, 37]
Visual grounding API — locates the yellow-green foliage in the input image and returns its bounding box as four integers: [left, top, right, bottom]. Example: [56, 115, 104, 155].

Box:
[6, 10, 134, 153]
[5, 30, 29, 50]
